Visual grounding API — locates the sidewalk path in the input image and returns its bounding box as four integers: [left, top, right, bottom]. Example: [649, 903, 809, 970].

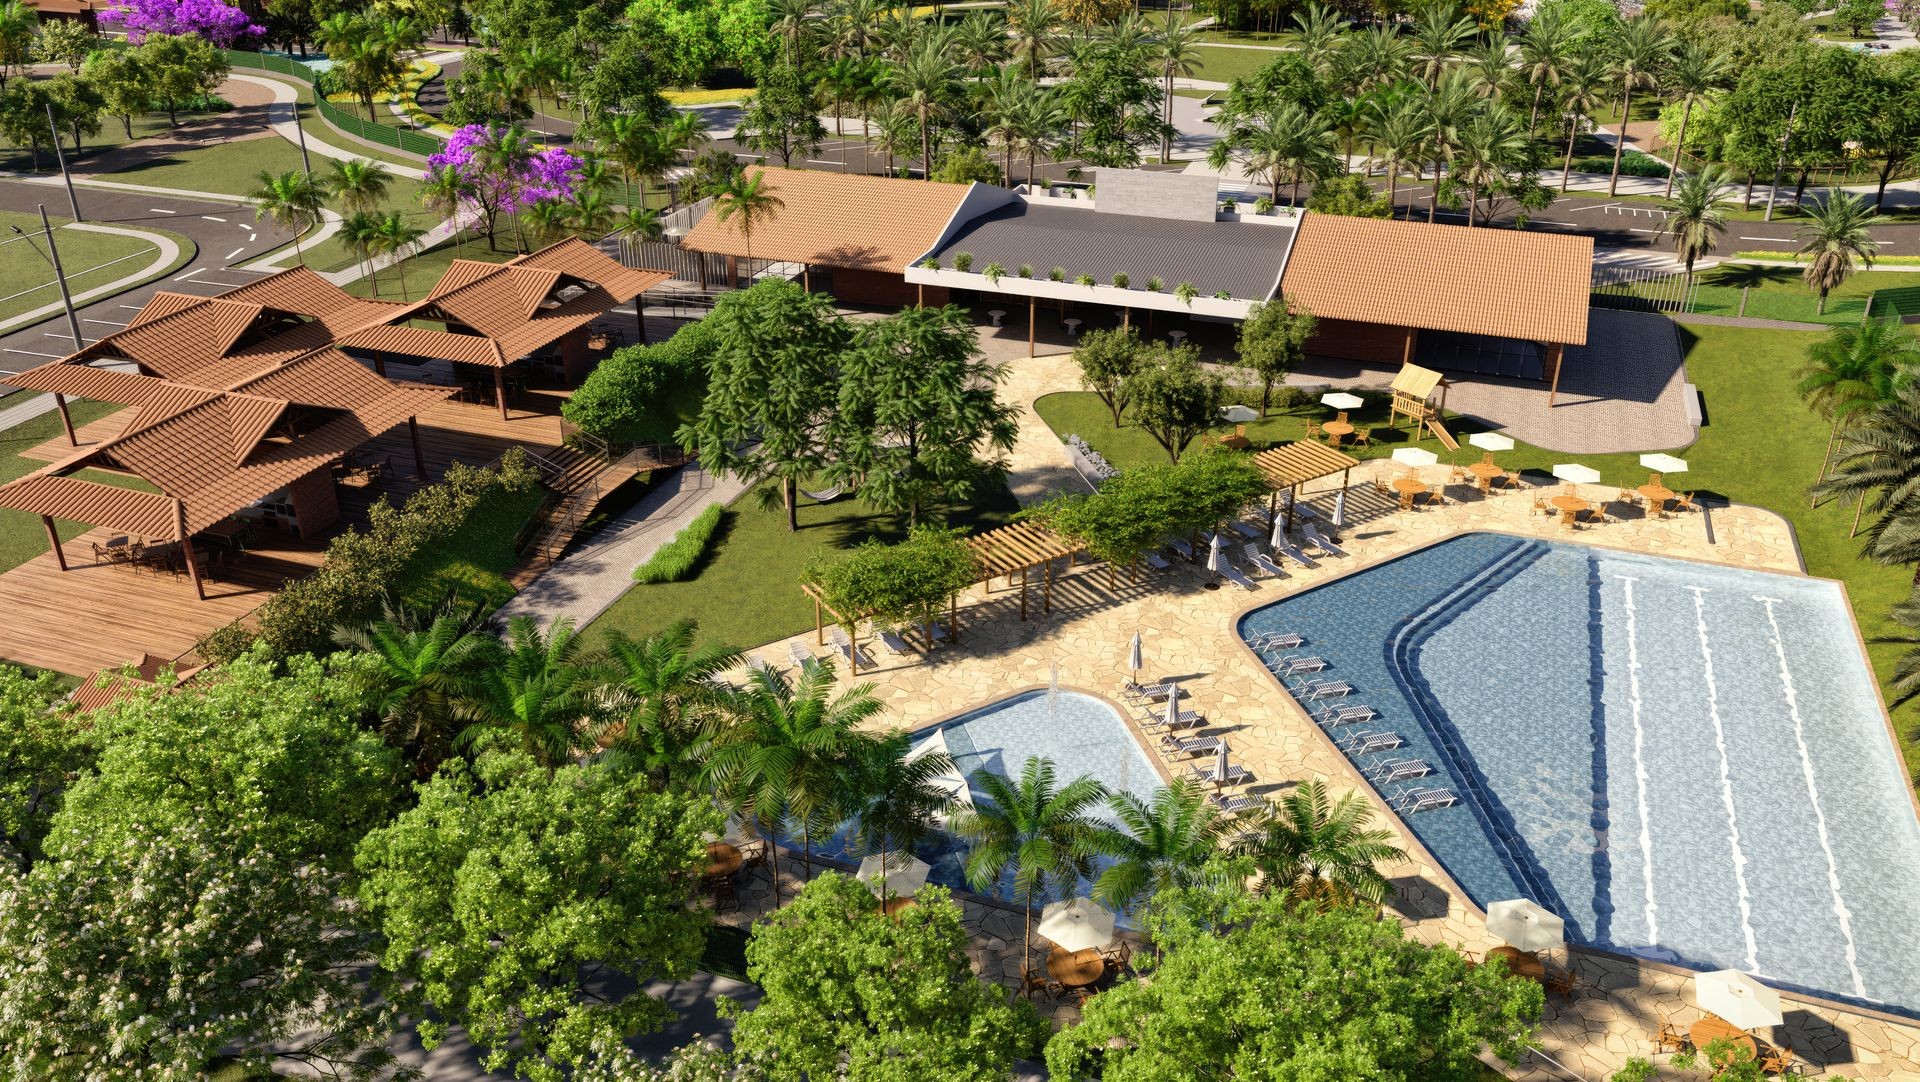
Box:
[231, 74, 428, 180]
[496, 459, 749, 633]
[0, 221, 183, 336]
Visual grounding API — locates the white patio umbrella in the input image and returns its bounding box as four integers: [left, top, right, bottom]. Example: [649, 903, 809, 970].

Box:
[1126, 632, 1142, 675]
[1164, 683, 1181, 730]
[1485, 898, 1566, 953]
[1213, 736, 1231, 785]
[1222, 404, 1260, 423]
[1694, 970, 1784, 1032]
[1551, 463, 1602, 485]
[1332, 489, 1346, 527]
[856, 852, 932, 899]
[1392, 447, 1439, 468]
[1468, 432, 1515, 452]
[1639, 453, 1689, 474]
[1207, 532, 1228, 577]
[1320, 391, 1365, 411]
[1038, 897, 1117, 953]
[1270, 514, 1288, 550]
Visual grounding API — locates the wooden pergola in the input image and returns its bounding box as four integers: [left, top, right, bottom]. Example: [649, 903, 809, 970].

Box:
[800, 582, 958, 672]
[1253, 441, 1362, 532]
[964, 522, 1079, 620]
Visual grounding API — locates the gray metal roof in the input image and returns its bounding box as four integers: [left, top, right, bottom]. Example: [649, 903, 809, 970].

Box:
[928, 201, 1297, 302]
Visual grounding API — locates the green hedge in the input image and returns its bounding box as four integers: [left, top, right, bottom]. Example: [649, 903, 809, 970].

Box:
[1570, 152, 1670, 179]
[197, 450, 544, 662]
[632, 503, 725, 583]
[563, 318, 717, 444]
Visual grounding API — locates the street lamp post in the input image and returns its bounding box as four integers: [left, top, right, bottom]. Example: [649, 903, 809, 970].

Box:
[13, 206, 88, 445]
[45, 103, 82, 222]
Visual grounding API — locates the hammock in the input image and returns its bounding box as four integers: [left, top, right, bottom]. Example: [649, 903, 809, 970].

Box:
[801, 484, 844, 502]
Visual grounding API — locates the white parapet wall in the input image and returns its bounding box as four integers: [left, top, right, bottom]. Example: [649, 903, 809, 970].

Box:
[901, 264, 1257, 321]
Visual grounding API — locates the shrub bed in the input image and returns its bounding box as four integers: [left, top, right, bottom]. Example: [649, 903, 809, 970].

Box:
[632, 503, 725, 583]
[1570, 152, 1670, 178]
[563, 319, 717, 445]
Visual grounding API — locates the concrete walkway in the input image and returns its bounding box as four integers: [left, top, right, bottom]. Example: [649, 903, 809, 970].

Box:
[496, 459, 748, 633]
[231, 74, 428, 181]
[0, 221, 183, 336]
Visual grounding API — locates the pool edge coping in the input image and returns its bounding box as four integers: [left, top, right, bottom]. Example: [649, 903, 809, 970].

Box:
[903, 683, 1179, 791]
[1226, 524, 1920, 1034]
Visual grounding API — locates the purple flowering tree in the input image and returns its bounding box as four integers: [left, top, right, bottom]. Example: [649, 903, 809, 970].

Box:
[99, 0, 264, 46]
[425, 123, 580, 251]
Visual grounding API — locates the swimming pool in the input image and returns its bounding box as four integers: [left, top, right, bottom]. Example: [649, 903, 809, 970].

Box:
[1238, 533, 1920, 1017]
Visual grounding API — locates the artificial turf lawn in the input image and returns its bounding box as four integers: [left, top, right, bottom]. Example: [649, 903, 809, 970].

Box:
[0, 212, 190, 325]
[0, 399, 155, 574]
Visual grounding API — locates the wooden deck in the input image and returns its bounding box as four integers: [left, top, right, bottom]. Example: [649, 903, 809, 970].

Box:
[0, 398, 571, 677]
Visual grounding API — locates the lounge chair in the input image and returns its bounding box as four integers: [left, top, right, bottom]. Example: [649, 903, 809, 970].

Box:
[1364, 757, 1432, 783]
[1216, 562, 1259, 591]
[1338, 729, 1404, 753]
[1189, 763, 1252, 788]
[1243, 543, 1288, 578]
[1274, 539, 1319, 569]
[788, 642, 815, 669]
[1292, 677, 1352, 700]
[1143, 550, 1172, 571]
[1270, 654, 1327, 677]
[1144, 708, 1206, 732]
[1312, 702, 1377, 727]
[829, 625, 871, 669]
[745, 653, 770, 673]
[880, 629, 914, 656]
[1168, 537, 1196, 560]
[1248, 630, 1304, 650]
[1124, 680, 1181, 702]
[1229, 519, 1265, 541]
[1389, 787, 1458, 813]
[1207, 791, 1264, 815]
[1303, 524, 1348, 558]
[1161, 733, 1222, 758]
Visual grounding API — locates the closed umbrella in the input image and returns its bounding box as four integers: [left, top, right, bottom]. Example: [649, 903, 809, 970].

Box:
[1270, 514, 1287, 550]
[1552, 463, 1602, 485]
[1164, 682, 1180, 730]
[856, 852, 932, 899]
[1038, 897, 1117, 953]
[1332, 489, 1346, 527]
[1468, 432, 1515, 452]
[1485, 898, 1565, 953]
[1320, 391, 1365, 411]
[1222, 404, 1260, 423]
[1127, 632, 1142, 676]
[1639, 453, 1689, 474]
[1207, 532, 1228, 579]
[1213, 736, 1231, 786]
[1392, 447, 1439, 467]
[1694, 970, 1783, 1032]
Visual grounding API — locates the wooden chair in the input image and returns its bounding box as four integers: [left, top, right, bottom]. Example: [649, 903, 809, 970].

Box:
[1759, 1046, 1797, 1075]
[1675, 491, 1699, 513]
[1616, 488, 1641, 507]
[1305, 420, 1324, 442]
[1543, 968, 1578, 999]
[1558, 508, 1581, 529]
[712, 874, 739, 914]
[1020, 972, 1065, 1000]
[1372, 476, 1392, 496]
[1351, 427, 1373, 447]
[1335, 411, 1349, 425]
[1101, 941, 1133, 972]
[1499, 470, 1522, 491]
[1399, 490, 1417, 511]
[1532, 494, 1551, 515]
[1655, 1022, 1690, 1054]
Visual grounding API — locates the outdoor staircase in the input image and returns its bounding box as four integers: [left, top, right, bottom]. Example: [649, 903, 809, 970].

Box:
[1426, 418, 1460, 450]
[513, 434, 692, 574]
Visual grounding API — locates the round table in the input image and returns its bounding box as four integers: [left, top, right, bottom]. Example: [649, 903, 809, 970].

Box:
[1321, 421, 1354, 443]
[1638, 483, 1675, 509]
[987, 309, 1007, 327]
[1047, 947, 1107, 988]
[1167, 330, 1187, 346]
[1218, 434, 1251, 450]
[1550, 495, 1591, 514]
[1487, 946, 1546, 980]
[1689, 1016, 1758, 1058]
[1391, 478, 1428, 497]
[705, 842, 743, 878]
[1063, 318, 1083, 336]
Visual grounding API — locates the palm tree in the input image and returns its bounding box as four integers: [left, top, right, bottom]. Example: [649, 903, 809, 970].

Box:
[951, 757, 1108, 990]
[567, 188, 616, 238]
[372, 211, 425, 300]
[597, 619, 743, 787]
[1420, 67, 1478, 220]
[1661, 41, 1728, 197]
[1208, 102, 1339, 207]
[829, 0, 883, 60]
[768, 0, 815, 68]
[1011, 87, 1067, 185]
[1605, 15, 1672, 197]
[1465, 32, 1511, 101]
[456, 615, 604, 774]
[1154, 15, 1203, 164]
[1657, 164, 1730, 288]
[1795, 191, 1882, 315]
[843, 730, 958, 900]
[325, 159, 392, 215]
[339, 211, 383, 294]
[0, 0, 39, 90]
[1410, 0, 1474, 88]
[1869, 587, 1920, 706]
[1232, 779, 1406, 907]
[1799, 320, 1920, 485]
[1091, 780, 1228, 915]
[955, 9, 1009, 72]
[612, 205, 663, 250]
[248, 169, 325, 265]
[1557, 51, 1608, 194]
[1812, 386, 1920, 552]
[1349, 25, 1412, 92]
[332, 596, 493, 777]
[420, 164, 469, 253]
[1451, 106, 1527, 226]
[1518, 7, 1579, 140]
[711, 169, 785, 271]
[1369, 95, 1431, 219]
[890, 38, 962, 181]
[1291, 1, 1345, 72]
[703, 657, 882, 905]
[1007, 0, 1061, 79]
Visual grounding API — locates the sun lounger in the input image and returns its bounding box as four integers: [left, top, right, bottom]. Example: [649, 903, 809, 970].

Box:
[1270, 654, 1326, 676]
[1208, 791, 1263, 815]
[1168, 537, 1196, 560]
[788, 642, 815, 669]
[880, 629, 914, 656]
[1217, 562, 1259, 591]
[1189, 763, 1253, 788]
[1338, 729, 1404, 753]
[1390, 787, 1458, 813]
[1248, 631, 1304, 650]
[1365, 757, 1432, 783]
[1312, 702, 1377, 727]
[1303, 524, 1348, 558]
[1293, 677, 1352, 700]
[1229, 519, 1265, 540]
[1161, 733, 1222, 758]
[1144, 708, 1206, 732]
[1144, 551, 1172, 571]
[1274, 540, 1319, 569]
[829, 625, 872, 669]
[745, 653, 770, 673]
[1124, 680, 1180, 702]
[1242, 543, 1288, 578]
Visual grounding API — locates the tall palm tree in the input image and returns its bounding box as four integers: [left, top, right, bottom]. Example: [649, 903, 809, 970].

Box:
[843, 730, 958, 900]
[1557, 50, 1609, 194]
[955, 9, 1009, 72]
[1419, 68, 1478, 219]
[1232, 779, 1406, 907]
[421, 162, 469, 253]
[597, 619, 743, 787]
[1291, 1, 1345, 73]
[1349, 25, 1412, 92]
[703, 657, 882, 905]
[1154, 15, 1203, 164]
[1660, 41, 1728, 197]
[1799, 320, 1920, 484]
[372, 211, 426, 299]
[1605, 15, 1672, 197]
[768, 0, 815, 68]
[326, 158, 393, 215]
[457, 615, 603, 774]
[1465, 32, 1511, 101]
[1007, 0, 1061, 79]
[1452, 105, 1528, 226]
[951, 757, 1108, 989]
[1518, 7, 1579, 140]
[567, 188, 616, 239]
[1795, 191, 1882, 315]
[1091, 780, 1228, 915]
[248, 169, 325, 265]
[333, 598, 493, 777]
[829, 0, 883, 60]
[0, 0, 39, 89]
[612, 205, 663, 253]
[711, 169, 786, 269]
[1011, 87, 1067, 185]
[1369, 95, 1431, 218]
[339, 211, 384, 294]
[1657, 164, 1730, 289]
[1207, 102, 1339, 207]
[1410, 0, 1474, 88]
[1811, 386, 1920, 552]
[891, 38, 962, 181]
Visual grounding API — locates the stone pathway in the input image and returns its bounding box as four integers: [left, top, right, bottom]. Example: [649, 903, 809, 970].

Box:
[496, 459, 747, 633]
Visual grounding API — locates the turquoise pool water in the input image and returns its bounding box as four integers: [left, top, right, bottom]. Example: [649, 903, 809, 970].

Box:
[1238, 533, 1920, 1017]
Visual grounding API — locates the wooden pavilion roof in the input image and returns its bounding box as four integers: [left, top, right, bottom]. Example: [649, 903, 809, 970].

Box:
[1252, 442, 1361, 489]
[1390, 363, 1447, 400]
[964, 522, 1078, 580]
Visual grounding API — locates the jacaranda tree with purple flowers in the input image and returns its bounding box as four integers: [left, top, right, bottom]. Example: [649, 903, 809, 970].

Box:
[425, 122, 581, 251]
[99, 0, 263, 46]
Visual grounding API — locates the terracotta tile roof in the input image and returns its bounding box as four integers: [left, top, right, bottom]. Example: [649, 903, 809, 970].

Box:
[0, 474, 179, 538]
[1278, 216, 1592, 346]
[233, 348, 422, 408]
[513, 238, 671, 302]
[681, 167, 973, 272]
[428, 259, 509, 298]
[127, 291, 207, 327]
[341, 324, 505, 366]
[5, 362, 178, 404]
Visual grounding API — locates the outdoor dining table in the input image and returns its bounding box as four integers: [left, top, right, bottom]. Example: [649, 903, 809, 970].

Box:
[1550, 494, 1591, 515]
[1638, 483, 1676, 511]
[705, 842, 743, 878]
[1468, 461, 1504, 491]
[1487, 946, 1546, 981]
[1047, 947, 1107, 988]
[1689, 1016, 1759, 1058]
[1321, 420, 1354, 443]
[882, 895, 918, 917]
[1218, 433, 1251, 450]
[1391, 477, 1428, 497]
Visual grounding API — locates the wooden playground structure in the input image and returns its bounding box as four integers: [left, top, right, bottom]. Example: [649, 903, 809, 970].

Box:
[1388, 363, 1461, 450]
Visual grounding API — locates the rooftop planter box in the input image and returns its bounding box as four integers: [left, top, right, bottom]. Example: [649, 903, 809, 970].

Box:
[904, 264, 1256, 320]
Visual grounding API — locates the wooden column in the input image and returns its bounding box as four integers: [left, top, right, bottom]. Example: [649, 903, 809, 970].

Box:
[371, 356, 387, 376]
[40, 516, 65, 570]
[1020, 564, 1028, 620]
[802, 264, 811, 292]
[407, 416, 426, 477]
[815, 596, 824, 645]
[1285, 484, 1297, 534]
[916, 282, 924, 307]
[1122, 307, 1130, 329]
[1402, 328, 1416, 365]
[53, 393, 75, 446]
[176, 499, 203, 600]
[1028, 297, 1036, 356]
[494, 367, 508, 420]
[635, 290, 647, 343]
[1043, 558, 1054, 615]
[1545, 343, 1565, 407]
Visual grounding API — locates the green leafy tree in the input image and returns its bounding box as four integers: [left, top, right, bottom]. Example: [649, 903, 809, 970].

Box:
[0, 664, 87, 872]
[1092, 779, 1229, 915]
[739, 60, 826, 168]
[1238, 295, 1317, 415]
[1305, 171, 1392, 218]
[1125, 344, 1227, 463]
[1074, 324, 1145, 426]
[82, 48, 151, 138]
[951, 756, 1109, 988]
[249, 168, 326, 265]
[44, 70, 103, 153]
[0, 0, 35, 87]
[1656, 163, 1730, 288]
[807, 525, 980, 645]
[1660, 40, 1729, 196]
[1232, 778, 1407, 906]
[357, 749, 716, 1082]
[575, 23, 671, 127]
[599, 618, 744, 788]
[0, 653, 404, 1080]
[1045, 882, 1543, 1080]
[930, 144, 1003, 185]
[1860, 52, 1920, 209]
[1794, 190, 1881, 315]
[679, 279, 845, 532]
[827, 304, 1019, 525]
[1163, 445, 1270, 539]
[32, 16, 93, 70]
[1207, 100, 1338, 206]
[723, 873, 1050, 1079]
[1798, 319, 1920, 482]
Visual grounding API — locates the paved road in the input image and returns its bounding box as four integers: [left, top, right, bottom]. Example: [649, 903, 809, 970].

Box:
[0, 178, 295, 385]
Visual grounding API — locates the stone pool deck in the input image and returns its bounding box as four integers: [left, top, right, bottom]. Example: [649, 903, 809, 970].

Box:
[711, 452, 1919, 1079]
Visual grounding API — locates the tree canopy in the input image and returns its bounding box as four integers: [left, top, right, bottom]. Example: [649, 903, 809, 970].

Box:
[1125, 345, 1228, 463]
[806, 524, 978, 638]
[1237, 295, 1317, 415]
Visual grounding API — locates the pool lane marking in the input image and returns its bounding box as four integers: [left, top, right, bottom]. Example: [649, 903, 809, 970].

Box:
[1614, 576, 1661, 946]
[1755, 596, 1867, 999]
[1685, 585, 1762, 974]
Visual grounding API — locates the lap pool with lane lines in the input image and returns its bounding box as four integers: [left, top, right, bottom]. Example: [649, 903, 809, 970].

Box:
[1237, 532, 1920, 1016]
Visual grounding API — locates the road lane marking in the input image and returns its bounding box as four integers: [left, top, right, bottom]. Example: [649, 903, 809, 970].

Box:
[172, 268, 202, 281]
[200, 215, 228, 222]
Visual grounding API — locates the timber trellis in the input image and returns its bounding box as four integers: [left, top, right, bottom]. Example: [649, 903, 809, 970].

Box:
[964, 522, 1080, 620]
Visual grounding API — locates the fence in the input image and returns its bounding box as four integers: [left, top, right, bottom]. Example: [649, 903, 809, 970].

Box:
[1590, 266, 1701, 315]
[1590, 267, 1917, 327]
[223, 48, 444, 158]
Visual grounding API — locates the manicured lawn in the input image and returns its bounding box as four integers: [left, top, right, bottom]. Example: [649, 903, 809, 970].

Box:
[401, 483, 547, 612]
[106, 134, 311, 196]
[1595, 266, 1920, 326]
[0, 212, 190, 324]
[0, 399, 155, 574]
[1037, 323, 1920, 788]
[1191, 45, 1286, 84]
[342, 234, 517, 300]
[0, 103, 232, 174]
[584, 483, 1021, 653]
